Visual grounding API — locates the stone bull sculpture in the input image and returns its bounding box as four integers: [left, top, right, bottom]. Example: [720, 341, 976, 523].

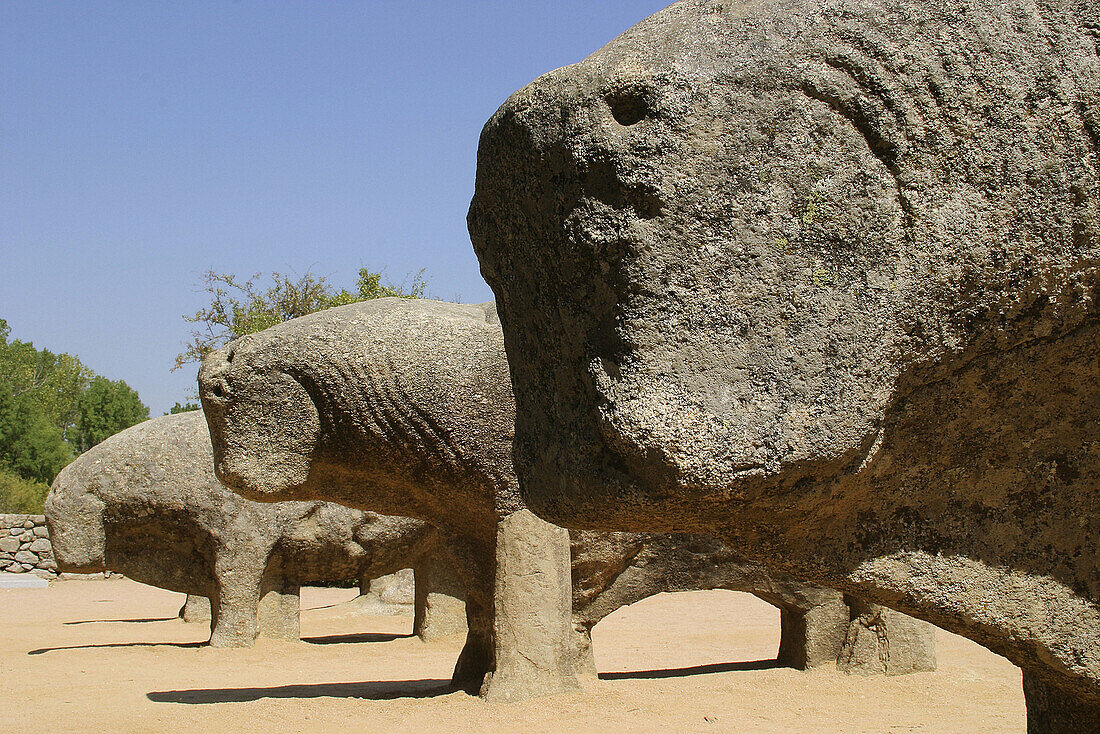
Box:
[45, 411, 463, 647]
[467, 0, 1100, 729]
[571, 532, 935, 676]
[200, 299, 576, 699]
[198, 297, 933, 697]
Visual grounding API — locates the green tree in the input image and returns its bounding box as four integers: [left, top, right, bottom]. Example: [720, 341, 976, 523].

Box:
[0, 323, 80, 486]
[71, 376, 150, 453]
[0, 467, 51, 514]
[0, 319, 151, 502]
[166, 402, 200, 415]
[174, 267, 428, 369]
[0, 323, 92, 437]
[0, 389, 72, 484]
[330, 267, 428, 304]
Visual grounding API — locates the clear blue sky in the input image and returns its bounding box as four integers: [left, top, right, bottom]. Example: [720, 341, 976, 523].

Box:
[1, 1, 669, 416]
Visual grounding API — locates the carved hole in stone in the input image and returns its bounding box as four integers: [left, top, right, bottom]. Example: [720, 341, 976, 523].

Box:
[633, 193, 663, 220]
[606, 89, 650, 127]
[210, 382, 224, 398]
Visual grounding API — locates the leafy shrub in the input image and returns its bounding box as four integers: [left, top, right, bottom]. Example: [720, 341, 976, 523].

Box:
[0, 466, 50, 513]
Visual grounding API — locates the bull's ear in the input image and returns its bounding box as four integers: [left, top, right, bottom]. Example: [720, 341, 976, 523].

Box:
[284, 366, 318, 402]
[211, 366, 324, 500]
[283, 368, 328, 431]
[267, 369, 322, 454]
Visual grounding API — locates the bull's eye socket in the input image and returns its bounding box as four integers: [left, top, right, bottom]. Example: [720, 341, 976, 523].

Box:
[210, 382, 225, 398]
[606, 89, 650, 127]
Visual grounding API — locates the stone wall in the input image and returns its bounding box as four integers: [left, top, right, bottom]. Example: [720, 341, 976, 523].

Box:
[0, 514, 56, 579]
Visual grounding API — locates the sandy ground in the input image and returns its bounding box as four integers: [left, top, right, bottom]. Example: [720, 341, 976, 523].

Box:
[1, 576, 1026, 733]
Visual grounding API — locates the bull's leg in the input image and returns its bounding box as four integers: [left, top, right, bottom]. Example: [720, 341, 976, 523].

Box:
[257, 567, 300, 641]
[208, 557, 264, 648]
[1023, 671, 1100, 733]
[571, 622, 598, 678]
[838, 597, 937, 675]
[452, 594, 494, 693]
[776, 594, 849, 670]
[413, 552, 467, 641]
[480, 508, 581, 702]
[179, 594, 211, 623]
[429, 532, 495, 692]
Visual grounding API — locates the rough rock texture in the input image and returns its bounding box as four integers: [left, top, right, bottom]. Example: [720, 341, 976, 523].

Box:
[179, 594, 212, 623]
[199, 298, 933, 696]
[367, 569, 415, 603]
[45, 411, 462, 647]
[0, 515, 55, 576]
[468, 0, 1100, 727]
[413, 553, 471, 641]
[349, 569, 418, 616]
[571, 532, 934, 676]
[487, 509, 577, 701]
[836, 597, 936, 676]
[199, 299, 576, 698]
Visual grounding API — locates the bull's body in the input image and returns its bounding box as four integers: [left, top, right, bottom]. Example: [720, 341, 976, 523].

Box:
[45, 411, 452, 646]
[199, 297, 934, 695]
[468, 0, 1100, 728]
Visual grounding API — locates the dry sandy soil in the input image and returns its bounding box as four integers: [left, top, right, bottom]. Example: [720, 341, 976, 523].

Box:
[2, 576, 1025, 733]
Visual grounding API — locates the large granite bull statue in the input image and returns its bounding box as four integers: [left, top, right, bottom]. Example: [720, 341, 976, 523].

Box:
[45, 411, 462, 646]
[200, 299, 573, 699]
[467, 0, 1100, 729]
[198, 297, 934, 698]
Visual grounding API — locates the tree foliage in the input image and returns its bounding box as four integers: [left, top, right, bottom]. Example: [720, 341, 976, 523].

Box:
[0, 467, 50, 514]
[0, 319, 92, 436]
[0, 318, 151, 511]
[71, 376, 150, 454]
[166, 402, 200, 415]
[0, 389, 71, 485]
[174, 267, 428, 369]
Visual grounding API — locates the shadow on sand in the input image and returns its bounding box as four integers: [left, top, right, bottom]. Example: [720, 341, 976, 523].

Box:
[145, 660, 778, 704]
[64, 617, 178, 625]
[302, 631, 414, 645]
[28, 641, 205, 655]
[599, 658, 781, 680]
[147, 679, 455, 704]
[31, 630, 414, 655]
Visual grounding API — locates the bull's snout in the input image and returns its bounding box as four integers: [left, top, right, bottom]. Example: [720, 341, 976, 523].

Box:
[197, 347, 233, 406]
[43, 481, 108, 574]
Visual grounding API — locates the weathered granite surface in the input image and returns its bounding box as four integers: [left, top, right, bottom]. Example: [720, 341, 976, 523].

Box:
[571, 532, 935, 676]
[199, 298, 933, 697]
[179, 593, 212, 623]
[468, 0, 1100, 727]
[351, 569, 420, 616]
[45, 411, 460, 646]
[199, 299, 576, 698]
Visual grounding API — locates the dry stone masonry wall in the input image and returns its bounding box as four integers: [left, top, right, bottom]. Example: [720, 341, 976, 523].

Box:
[0, 514, 55, 578]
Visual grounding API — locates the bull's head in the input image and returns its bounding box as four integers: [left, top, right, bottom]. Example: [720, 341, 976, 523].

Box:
[469, 0, 1100, 532]
[198, 332, 321, 502]
[45, 462, 108, 573]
